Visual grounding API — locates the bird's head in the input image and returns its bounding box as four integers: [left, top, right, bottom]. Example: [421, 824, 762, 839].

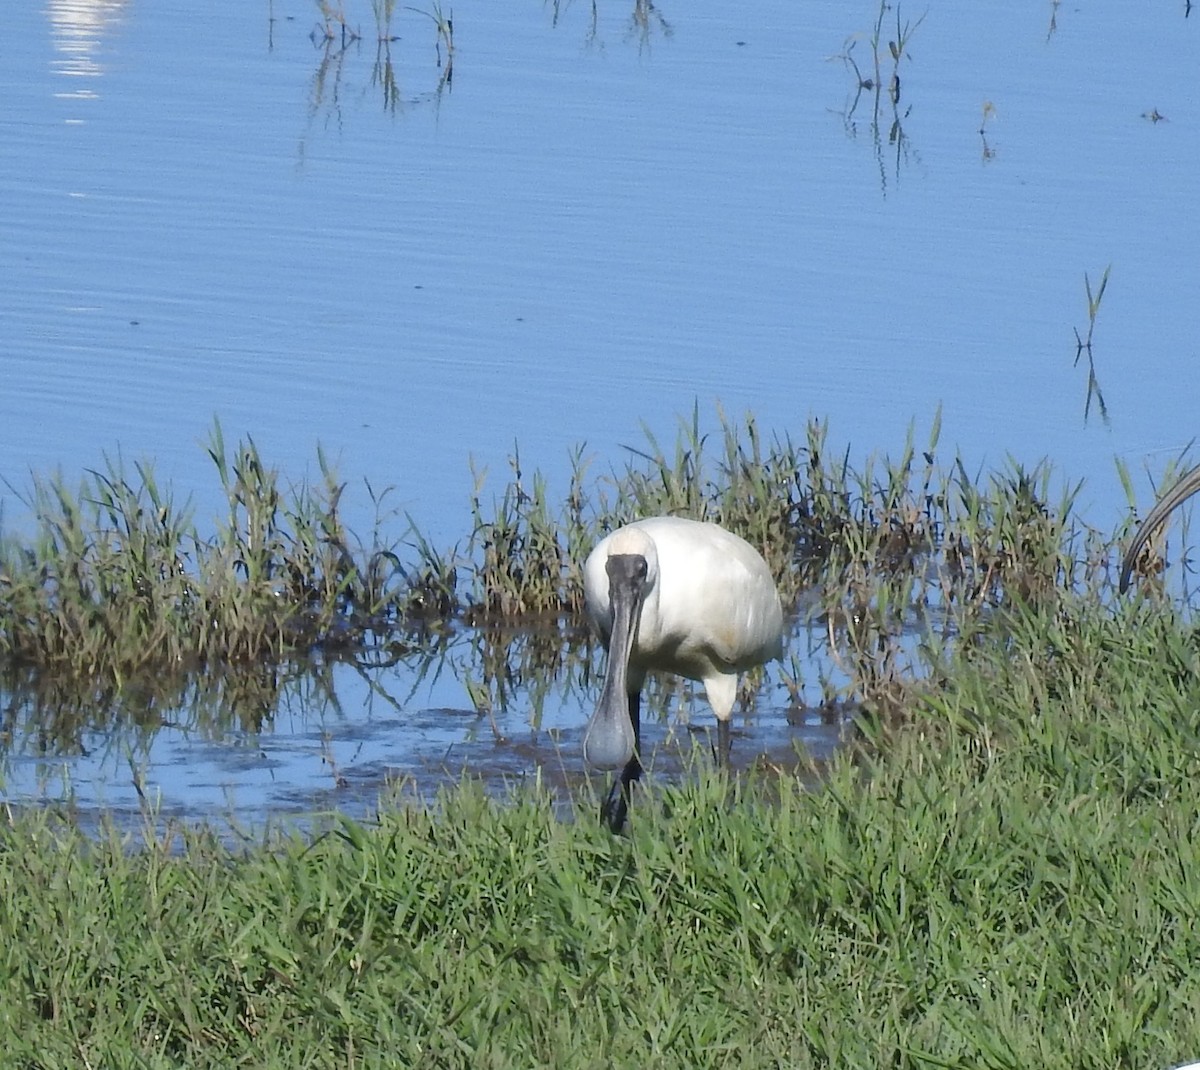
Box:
[602, 525, 658, 604]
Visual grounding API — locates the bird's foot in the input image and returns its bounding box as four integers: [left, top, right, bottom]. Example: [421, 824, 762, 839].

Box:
[600, 778, 630, 833]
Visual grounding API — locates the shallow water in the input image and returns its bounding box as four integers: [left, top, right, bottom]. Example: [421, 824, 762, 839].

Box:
[1, 628, 849, 828]
[1, 0, 1197, 824]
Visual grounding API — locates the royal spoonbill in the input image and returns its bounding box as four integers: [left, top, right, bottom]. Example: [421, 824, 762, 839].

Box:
[1120, 464, 1200, 592]
[581, 516, 784, 831]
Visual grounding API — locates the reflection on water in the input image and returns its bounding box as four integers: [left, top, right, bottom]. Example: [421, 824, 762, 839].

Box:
[545, 0, 674, 49]
[296, 2, 456, 159]
[47, 0, 127, 87]
[831, 5, 927, 196]
[0, 617, 849, 832]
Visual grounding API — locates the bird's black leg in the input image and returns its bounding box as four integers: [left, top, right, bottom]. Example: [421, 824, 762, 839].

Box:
[716, 717, 732, 770]
[600, 692, 642, 832]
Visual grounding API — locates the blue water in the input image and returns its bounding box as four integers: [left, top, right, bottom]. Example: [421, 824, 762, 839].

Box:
[1, 0, 1197, 823]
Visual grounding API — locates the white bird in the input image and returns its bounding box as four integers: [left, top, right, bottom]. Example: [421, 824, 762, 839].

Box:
[581, 516, 784, 831]
[1120, 463, 1200, 592]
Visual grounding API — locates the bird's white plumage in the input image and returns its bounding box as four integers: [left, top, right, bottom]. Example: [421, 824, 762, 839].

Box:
[583, 516, 783, 721]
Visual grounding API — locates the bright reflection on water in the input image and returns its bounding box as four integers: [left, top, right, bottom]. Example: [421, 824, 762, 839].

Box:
[1, 0, 1197, 826]
[46, 0, 127, 86]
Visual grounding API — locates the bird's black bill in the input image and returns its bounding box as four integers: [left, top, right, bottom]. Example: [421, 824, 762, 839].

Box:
[582, 554, 646, 771]
[600, 695, 642, 833]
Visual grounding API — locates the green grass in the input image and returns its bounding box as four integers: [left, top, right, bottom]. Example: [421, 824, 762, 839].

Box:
[2, 591, 1199, 1067]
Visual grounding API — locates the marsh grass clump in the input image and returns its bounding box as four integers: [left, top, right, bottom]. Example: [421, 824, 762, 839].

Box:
[0, 424, 419, 691]
[0, 406, 1141, 740]
[461, 407, 938, 621]
[465, 446, 582, 622]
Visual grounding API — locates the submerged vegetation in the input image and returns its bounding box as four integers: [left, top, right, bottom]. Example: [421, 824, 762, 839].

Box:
[3, 410, 1200, 1064]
